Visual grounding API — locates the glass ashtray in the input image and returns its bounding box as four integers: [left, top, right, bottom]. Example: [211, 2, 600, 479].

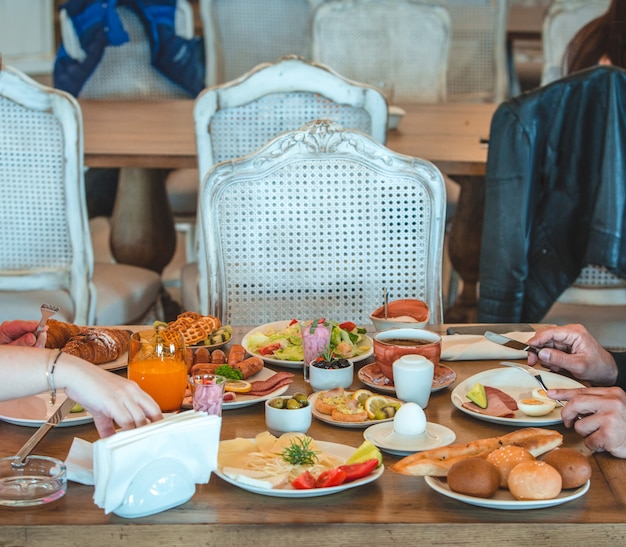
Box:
[0, 455, 67, 507]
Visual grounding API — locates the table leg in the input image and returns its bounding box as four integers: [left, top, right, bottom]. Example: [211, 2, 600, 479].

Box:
[110, 167, 177, 274]
[445, 175, 485, 323]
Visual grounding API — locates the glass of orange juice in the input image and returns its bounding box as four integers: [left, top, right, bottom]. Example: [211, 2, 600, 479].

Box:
[127, 329, 187, 412]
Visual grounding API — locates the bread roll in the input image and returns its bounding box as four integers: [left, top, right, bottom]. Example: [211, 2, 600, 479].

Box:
[447, 458, 500, 498]
[45, 319, 83, 349]
[541, 448, 592, 489]
[62, 328, 130, 364]
[507, 460, 562, 500]
[486, 445, 535, 488]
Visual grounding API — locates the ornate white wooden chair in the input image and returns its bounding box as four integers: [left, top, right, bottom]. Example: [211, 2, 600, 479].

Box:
[443, 0, 509, 103]
[181, 56, 389, 312]
[198, 120, 446, 326]
[311, 0, 451, 103]
[200, 0, 325, 86]
[541, 0, 610, 85]
[0, 65, 162, 325]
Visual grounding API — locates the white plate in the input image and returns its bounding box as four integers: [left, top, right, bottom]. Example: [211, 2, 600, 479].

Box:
[242, 321, 373, 369]
[215, 440, 384, 497]
[424, 476, 590, 510]
[451, 367, 585, 426]
[0, 390, 93, 427]
[309, 391, 402, 429]
[358, 363, 457, 395]
[183, 367, 291, 410]
[364, 422, 456, 456]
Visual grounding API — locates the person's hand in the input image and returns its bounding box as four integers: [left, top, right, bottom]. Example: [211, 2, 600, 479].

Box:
[0, 320, 47, 348]
[60, 362, 163, 437]
[549, 386, 626, 458]
[526, 324, 617, 386]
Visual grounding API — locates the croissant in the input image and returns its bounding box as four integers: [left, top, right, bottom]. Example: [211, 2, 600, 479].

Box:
[45, 319, 83, 349]
[61, 328, 131, 364]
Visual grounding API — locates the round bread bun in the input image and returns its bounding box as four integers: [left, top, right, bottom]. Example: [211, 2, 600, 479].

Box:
[507, 460, 562, 500]
[541, 448, 592, 489]
[447, 458, 500, 498]
[486, 445, 535, 488]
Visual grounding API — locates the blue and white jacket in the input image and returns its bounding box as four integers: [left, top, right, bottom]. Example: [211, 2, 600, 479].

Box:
[54, 0, 205, 97]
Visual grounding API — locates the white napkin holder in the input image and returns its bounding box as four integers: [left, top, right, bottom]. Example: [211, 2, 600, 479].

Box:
[113, 457, 195, 519]
[92, 410, 221, 517]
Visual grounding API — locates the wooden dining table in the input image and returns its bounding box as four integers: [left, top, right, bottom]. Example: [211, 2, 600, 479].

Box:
[1, 326, 625, 546]
[80, 99, 496, 322]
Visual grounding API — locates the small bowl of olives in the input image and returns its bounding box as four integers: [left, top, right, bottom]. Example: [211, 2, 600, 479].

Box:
[265, 394, 312, 436]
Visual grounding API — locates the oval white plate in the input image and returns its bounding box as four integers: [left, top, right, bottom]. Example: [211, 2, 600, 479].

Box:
[451, 367, 585, 426]
[425, 476, 590, 510]
[0, 390, 92, 427]
[215, 440, 384, 497]
[242, 321, 373, 369]
[364, 421, 455, 456]
[309, 392, 403, 429]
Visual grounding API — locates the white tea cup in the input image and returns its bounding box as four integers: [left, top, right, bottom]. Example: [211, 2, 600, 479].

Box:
[392, 354, 434, 408]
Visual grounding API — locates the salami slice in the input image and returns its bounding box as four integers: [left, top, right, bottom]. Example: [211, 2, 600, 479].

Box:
[248, 371, 294, 396]
[462, 386, 518, 418]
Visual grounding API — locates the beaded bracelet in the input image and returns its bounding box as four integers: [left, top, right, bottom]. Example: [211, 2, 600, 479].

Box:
[46, 349, 63, 405]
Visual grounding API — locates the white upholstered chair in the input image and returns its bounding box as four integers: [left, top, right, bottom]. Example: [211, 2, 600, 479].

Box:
[0, 65, 161, 325]
[541, 0, 610, 85]
[182, 56, 389, 312]
[311, 0, 451, 103]
[442, 0, 510, 103]
[198, 120, 446, 326]
[200, 0, 326, 86]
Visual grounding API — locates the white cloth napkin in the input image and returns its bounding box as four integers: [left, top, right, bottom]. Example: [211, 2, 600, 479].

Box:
[441, 331, 535, 361]
[65, 410, 221, 514]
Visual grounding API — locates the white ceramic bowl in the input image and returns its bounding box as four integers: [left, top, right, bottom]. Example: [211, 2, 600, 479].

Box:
[0, 455, 67, 507]
[265, 396, 312, 436]
[307, 360, 354, 392]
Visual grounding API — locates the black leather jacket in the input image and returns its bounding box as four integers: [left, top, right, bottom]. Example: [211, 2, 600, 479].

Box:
[478, 66, 626, 323]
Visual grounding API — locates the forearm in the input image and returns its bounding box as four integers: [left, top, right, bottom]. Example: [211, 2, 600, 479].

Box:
[0, 347, 58, 400]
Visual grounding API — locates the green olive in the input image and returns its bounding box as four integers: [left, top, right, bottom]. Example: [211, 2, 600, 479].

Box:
[286, 398, 302, 410]
[293, 392, 308, 404]
[269, 397, 285, 409]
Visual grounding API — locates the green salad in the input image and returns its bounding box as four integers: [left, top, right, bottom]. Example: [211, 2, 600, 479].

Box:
[246, 320, 369, 362]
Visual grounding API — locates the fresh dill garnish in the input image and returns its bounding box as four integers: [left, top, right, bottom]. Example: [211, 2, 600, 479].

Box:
[281, 436, 320, 466]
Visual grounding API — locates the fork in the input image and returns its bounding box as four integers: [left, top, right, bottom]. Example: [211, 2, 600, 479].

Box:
[498, 361, 566, 408]
[34, 304, 60, 337]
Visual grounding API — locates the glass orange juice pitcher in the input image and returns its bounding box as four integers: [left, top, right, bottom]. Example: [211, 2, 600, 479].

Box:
[128, 329, 187, 412]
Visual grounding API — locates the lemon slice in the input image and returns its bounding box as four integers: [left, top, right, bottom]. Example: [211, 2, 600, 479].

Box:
[364, 395, 391, 420]
[225, 380, 252, 393]
[351, 388, 374, 406]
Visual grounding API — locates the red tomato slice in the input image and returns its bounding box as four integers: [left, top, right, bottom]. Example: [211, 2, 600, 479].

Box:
[315, 468, 346, 488]
[258, 342, 282, 355]
[291, 470, 316, 489]
[338, 459, 379, 483]
[288, 319, 298, 326]
[339, 321, 356, 332]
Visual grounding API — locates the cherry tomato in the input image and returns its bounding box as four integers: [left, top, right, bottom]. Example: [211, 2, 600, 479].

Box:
[291, 470, 316, 489]
[258, 342, 282, 355]
[315, 468, 346, 488]
[338, 459, 379, 483]
[339, 321, 356, 332]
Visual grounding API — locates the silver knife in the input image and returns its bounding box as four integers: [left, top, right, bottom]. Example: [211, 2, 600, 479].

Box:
[484, 331, 538, 354]
[498, 361, 566, 408]
[13, 397, 76, 466]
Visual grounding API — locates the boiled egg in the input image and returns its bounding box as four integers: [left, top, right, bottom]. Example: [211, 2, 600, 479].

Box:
[532, 387, 552, 401]
[393, 402, 427, 436]
[517, 397, 556, 417]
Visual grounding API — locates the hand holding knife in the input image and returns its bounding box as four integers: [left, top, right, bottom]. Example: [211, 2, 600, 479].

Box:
[484, 331, 539, 354]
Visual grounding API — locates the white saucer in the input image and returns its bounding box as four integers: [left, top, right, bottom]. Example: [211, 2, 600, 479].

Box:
[363, 421, 455, 456]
